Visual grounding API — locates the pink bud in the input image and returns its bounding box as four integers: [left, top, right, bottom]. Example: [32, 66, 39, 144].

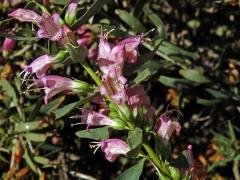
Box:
[100, 139, 129, 162]
[8, 8, 41, 23]
[65, 0, 78, 25]
[2, 38, 16, 57]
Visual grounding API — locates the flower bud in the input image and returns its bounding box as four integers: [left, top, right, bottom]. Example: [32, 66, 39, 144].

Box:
[2, 38, 16, 58]
[64, 0, 78, 25]
[8, 8, 41, 23]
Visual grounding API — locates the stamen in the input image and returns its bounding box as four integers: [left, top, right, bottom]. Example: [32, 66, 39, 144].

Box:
[70, 122, 83, 127]
[69, 115, 82, 119]
[141, 28, 155, 38]
[89, 142, 101, 154]
[104, 28, 115, 39]
[161, 109, 183, 118]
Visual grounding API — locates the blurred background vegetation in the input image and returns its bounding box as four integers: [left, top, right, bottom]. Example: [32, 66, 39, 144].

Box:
[0, 0, 240, 179]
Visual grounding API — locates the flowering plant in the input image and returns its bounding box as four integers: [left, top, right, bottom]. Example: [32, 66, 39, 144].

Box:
[0, 1, 211, 179]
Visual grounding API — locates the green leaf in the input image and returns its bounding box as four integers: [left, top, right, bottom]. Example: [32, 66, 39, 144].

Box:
[154, 136, 171, 158]
[71, 0, 109, 30]
[75, 126, 109, 140]
[116, 158, 145, 180]
[15, 121, 48, 133]
[196, 98, 221, 106]
[33, 156, 50, 165]
[169, 153, 189, 169]
[181, 69, 211, 84]
[23, 149, 37, 172]
[127, 128, 142, 150]
[50, 0, 68, 5]
[205, 89, 229, 99]
[116, 9, 146, 33]
[54, 94, 97, 119]
[133, 60, 164, 84]
[1, 78, 18, 106]
[67, 44, 87, 63]
[40, 96, 64, 114]
[143, 4, 166, 37]
[158, 76, 191, 88]
[228, 121, 236, 142]
[0, 32, 38, 41]
[23, 133, 47, 142]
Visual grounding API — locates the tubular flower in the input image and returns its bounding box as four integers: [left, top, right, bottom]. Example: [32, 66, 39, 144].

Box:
[2, 38, 16, 57]
[8, 8, 41, 22]
[32, 75, 92, 105]
[155, 115, 181, 144]
[80, 109, 125, 129]
[100, 68, 128, 104]
[97, 34, 142, 75]
[97, 139, 130, 162]
[21, 54, 54, 78]
[37, 13, 63, 41]
[186, 145, 206, 179]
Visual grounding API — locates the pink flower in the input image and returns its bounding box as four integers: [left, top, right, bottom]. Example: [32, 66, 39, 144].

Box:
[88, 45, 97, 60]
[21, 54, 53, 78]
[97, 35, 142, 75]
[100, 68, 128, 104]
[80, 109, 124, 129]
[8, 8, 41, 23]
[33, 75, 91, 104]
[111, 36, 142, 64]
[186, 145, 206, 179]
[155, 115, 181, 143]
[37, 13, 63, 42]
[2, 38, 16, 57]
[100, 139, 129, 162]
[65, 0, 78, 25]
[126, 85, 150, 109]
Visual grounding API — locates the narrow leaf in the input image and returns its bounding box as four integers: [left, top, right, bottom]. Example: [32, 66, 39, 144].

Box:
[181, 69, 210, 84]
[116, 9, 146, 33]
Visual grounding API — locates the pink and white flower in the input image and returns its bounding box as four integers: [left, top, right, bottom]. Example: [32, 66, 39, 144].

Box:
[21, 54, 54, 78]
[155, 115, 181, 144]
[91, 138, 129, 162]
[32, 75, 91, 104]
[97, 34, 142, 75]
[100, 67, 128, 104]
[80, 109, 124, 129]
[37, 13, 63, 42]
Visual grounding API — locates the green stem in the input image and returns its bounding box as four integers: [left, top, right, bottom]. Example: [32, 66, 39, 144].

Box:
[81, 62, 102, 87]
[142, 142, 171, 179]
